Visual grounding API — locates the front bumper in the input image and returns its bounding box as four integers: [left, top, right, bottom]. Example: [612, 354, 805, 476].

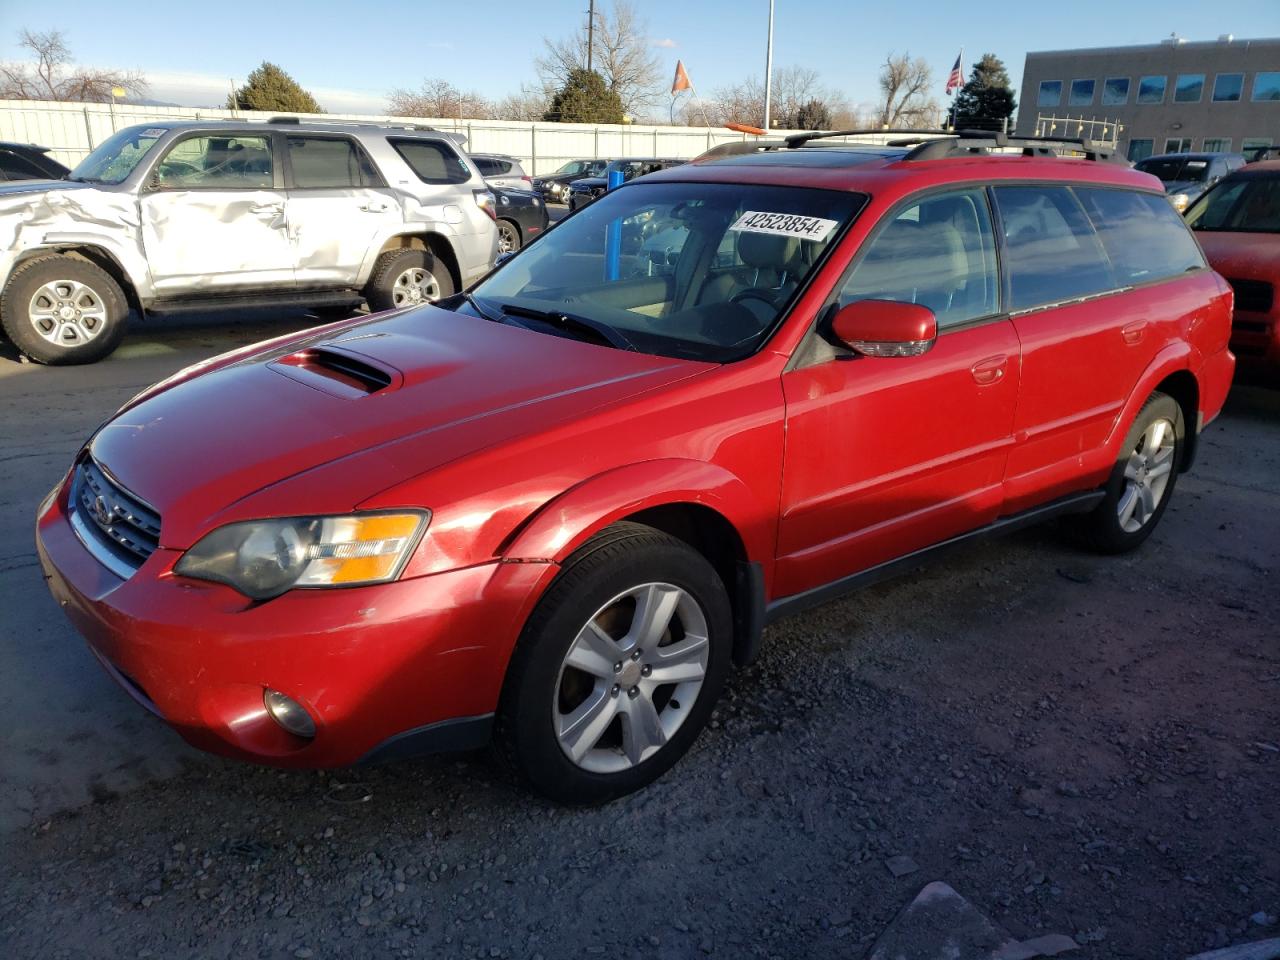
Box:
[36, 478, 548, 767]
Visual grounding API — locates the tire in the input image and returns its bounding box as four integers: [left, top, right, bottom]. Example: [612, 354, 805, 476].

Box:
[1068, 391, 1184, 554]
[1, 255, 128, 365]
[494, 522, 733, 804]
[362, 248, 454, 313]
[496, 219, 522, 255]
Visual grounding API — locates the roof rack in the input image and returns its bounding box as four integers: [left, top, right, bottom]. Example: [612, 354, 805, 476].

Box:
[784, 128, 1122, 163]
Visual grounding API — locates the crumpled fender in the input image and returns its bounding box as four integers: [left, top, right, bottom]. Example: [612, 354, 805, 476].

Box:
[502, 457, 775, 569]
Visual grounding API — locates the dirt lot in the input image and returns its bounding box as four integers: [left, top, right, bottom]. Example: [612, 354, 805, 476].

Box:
[1, 318, 1277, 960]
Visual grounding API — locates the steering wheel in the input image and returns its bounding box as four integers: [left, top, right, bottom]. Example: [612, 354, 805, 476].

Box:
[156, 159, 202, 184]
[730, 289, 777, 309]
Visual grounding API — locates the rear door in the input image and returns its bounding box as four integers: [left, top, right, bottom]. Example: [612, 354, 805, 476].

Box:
[284, 134, 401, 287]
[776, 187, 1020, 598]
[139, 132, 295, 293]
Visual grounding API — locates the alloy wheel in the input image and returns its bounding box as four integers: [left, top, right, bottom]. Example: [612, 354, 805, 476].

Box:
[497, 221, 518, 254]
[1117, 417, 1176, 533]
[553, 582, 709, 774]
[390, 267, 441, 307]
[28, 279, 108, 345]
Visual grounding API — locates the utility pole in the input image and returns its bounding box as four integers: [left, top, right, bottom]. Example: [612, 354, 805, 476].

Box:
[763, 0, 775, 130]
[587, 0, 595, 73]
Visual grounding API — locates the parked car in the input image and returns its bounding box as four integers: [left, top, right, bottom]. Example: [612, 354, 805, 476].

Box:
[1186, 160, 1280, 379]
[468, 153, 532, 192]
[532, 158, 610, 202]
[566, 158, 686, 211]
[0, 141, 70, 181]
[0, 119, 499, 365]
[1134, 151, 1247, 212]
[37, 131, 1234, 804]
[491, 185, 549, 254]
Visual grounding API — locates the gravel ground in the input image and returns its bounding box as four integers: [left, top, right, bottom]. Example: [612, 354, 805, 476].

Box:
[1, 318, 1277, 959]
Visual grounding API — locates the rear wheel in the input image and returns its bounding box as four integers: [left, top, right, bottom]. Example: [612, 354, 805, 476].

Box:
[496, 219, 522, 254]
[495, 523, 732, 804]
[1, 255, 127, 364]
[363, 249, 454, 313]
[1069, 391, 1183, 554]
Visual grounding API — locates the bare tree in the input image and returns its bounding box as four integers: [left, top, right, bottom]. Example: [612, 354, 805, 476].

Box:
[876, 53, 939, 128]
[0, 29, 147, 102]
[697, 66, 851, 129]
[387, 78, 493, 120]
[492, 88, 550, 122]
[536, 0, 661, 117]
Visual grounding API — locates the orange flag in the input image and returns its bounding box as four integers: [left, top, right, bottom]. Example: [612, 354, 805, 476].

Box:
[672, 60, 691, 94]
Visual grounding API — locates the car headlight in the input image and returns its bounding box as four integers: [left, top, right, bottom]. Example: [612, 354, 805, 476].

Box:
[175, 511, 428, 599]
[1170, 192, 1191, 212]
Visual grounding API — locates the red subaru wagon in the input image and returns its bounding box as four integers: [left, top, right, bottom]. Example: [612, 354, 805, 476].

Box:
[36, 132, 1235, 803]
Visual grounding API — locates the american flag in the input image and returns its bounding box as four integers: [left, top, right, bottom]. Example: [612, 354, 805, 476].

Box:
[945, 51, 964, 95]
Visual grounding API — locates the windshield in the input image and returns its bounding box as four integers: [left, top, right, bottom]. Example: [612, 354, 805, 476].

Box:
[464, 181, 864, 362]
[1136, 157, 1210, 184]
[1186, 177, 1280, 234]
[69, 126, 166, 184]
[555, 160, 599, 177]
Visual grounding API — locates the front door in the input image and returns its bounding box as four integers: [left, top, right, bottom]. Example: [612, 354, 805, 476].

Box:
[283, 134, 402, 287]
[776, 187, 1020, 599]
[139, 133, 295, 294]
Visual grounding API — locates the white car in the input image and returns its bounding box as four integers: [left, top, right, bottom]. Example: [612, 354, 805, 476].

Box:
[468, 153, 532, 192]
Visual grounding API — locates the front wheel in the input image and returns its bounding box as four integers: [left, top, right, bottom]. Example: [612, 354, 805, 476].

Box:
[495, 523, 732, 804]
[1069, 391, 1183, 553]
[1, 255, 128, 364]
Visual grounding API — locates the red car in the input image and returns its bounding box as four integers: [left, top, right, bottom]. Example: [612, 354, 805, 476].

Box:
[36, 132, 1235, 803]
[1186, 160, 1280, 380]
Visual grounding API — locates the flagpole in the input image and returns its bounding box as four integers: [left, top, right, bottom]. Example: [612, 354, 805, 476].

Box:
[949, 46, 964, 130]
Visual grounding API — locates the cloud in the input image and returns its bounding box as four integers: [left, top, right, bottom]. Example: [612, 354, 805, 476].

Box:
[654, 38, 677, 49]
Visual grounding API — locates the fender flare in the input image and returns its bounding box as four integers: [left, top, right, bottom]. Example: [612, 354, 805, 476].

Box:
[1104, 342, 1197, 459]
[14, 238, 150, 305]
[503, 458, 774, 567]
[357, 227, 459, 288]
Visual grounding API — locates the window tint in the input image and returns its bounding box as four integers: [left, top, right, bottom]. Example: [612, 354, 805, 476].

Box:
[153, 135, 273, 189]
[1252, 72, 1280, 102]
[1138, 75, 1167, 103]
[1187, 179, 1280, 234]
[1175, 74, 1205, 102]
[1103, 77, 1130, 105]
[475, 157, 513, 176]
[391, 139, 470, 184]
[1075, 188, 1204, 284]
[993, 186, 1115, 311]
[1212, 73, 1244, 102]
[838, 188, 998, 329]
[1069, 79, 1095, 106]
[287, 136, 379, 188]
[1037, 81, 1062, 107]
[0, 150, 49, 180]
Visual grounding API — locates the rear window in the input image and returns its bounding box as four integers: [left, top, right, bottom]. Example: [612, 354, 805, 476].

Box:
[993, 186, 1115, 311]
[390, 138, 471, 185]
[1136, 157, 1210, 183]
[1075, 187, 1205, 283]
[287, 136, 382, 188]
[475, 157, 514, 176]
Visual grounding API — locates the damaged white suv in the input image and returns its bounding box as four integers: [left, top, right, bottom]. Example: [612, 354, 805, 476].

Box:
[0, 119, 500, 364]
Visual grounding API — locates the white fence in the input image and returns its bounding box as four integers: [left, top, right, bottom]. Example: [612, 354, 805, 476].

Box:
[0, 100, 903, 176]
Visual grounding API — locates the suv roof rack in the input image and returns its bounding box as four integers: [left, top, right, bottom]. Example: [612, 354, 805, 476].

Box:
[784, 128, 1122, 163]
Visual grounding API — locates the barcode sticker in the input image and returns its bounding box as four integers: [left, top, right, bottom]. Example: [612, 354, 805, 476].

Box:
[728, 210, 839, 242]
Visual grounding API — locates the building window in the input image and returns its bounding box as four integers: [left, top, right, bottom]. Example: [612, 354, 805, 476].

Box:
[1038, 80, 1062, 107]
[1102, 77, 1130, 105]
[1252, 72, 1280, 102]
[1164, 138, 1193, 154]
[1127, 139, 1154, 162]
[1174, 74, 1205, 103]
[1202, 138, 1232, 152]
[1212, 73, 1244, 102]
[1243, 137, 1274, 160]
[1137, 76, 1167, 104]
[1069, 79, 1095, 106]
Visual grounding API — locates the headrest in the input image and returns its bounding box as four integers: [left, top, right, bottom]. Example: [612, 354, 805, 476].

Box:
[737, 231, 801, 270]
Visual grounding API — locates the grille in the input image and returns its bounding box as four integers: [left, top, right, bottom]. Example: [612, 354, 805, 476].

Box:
[70, 459, 161, 575]
[1228, 278, 1275, 314]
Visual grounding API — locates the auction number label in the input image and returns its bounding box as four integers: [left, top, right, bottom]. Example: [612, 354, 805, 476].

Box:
[729, 210, 839, 242]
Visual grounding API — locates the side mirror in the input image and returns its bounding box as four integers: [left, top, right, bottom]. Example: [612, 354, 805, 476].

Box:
[830, 299, 937, 358]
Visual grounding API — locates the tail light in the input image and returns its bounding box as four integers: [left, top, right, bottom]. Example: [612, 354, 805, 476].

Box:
[473, 189, 497, 221]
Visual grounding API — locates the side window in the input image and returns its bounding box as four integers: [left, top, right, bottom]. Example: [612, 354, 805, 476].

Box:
[993, 186, 1116, 311]
[287, 136, 380, 188]
[152, 135, 273, 189]
[837, 188, 999, 329]
[390, 139, 471, 185]
[0, 151, 50, 180]
[1075, 187, 1205, 284]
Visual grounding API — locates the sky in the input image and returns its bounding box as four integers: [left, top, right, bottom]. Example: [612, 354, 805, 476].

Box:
[1, 0, 1277, 117]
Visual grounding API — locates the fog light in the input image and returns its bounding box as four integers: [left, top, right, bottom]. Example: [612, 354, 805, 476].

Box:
[263, 689, 316, 739]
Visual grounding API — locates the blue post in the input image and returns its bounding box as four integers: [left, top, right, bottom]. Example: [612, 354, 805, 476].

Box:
[604, 168, 625, 281]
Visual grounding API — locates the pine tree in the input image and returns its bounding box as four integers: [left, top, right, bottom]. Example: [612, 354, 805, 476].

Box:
[228, 63, 323, 113]
[952, 53, 1016, 132]
[794, 99, 832, 130]
[543, 68, 625, 124]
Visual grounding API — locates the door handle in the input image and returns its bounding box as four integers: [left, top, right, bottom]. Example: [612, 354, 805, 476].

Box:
[1122, 320, 1148, 345]
[360, 201, 390, 213]
[250, 202, 283, 215]
[970, 355, 1008, 386]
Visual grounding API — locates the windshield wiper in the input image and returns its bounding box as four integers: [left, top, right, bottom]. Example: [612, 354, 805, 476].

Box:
[458, 291, 502, 323]
[499, 304, 637, 351]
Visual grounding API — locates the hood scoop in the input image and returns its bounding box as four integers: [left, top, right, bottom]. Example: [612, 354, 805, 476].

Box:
[269, 345, 401, 399]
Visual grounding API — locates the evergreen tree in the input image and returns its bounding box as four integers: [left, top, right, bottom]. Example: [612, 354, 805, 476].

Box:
[228, 63, 323, 113]
[543, 68, 625, 124]
[793, 98, 832, 130]
[952, 53, 1016, 131]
